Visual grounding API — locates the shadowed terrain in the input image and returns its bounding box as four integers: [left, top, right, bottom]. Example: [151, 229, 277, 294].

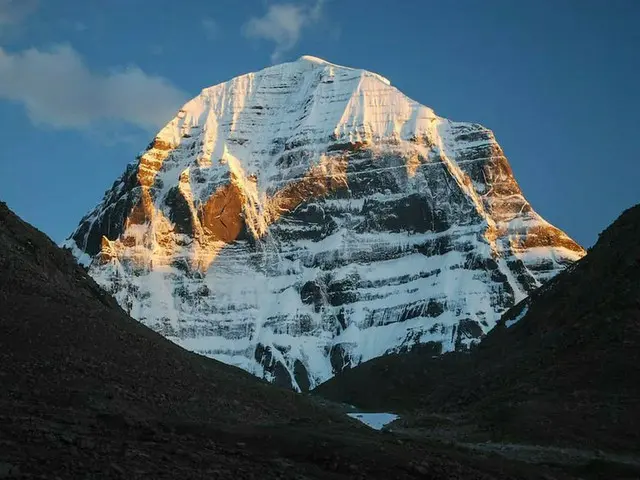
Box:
[0, 200, 560, 479]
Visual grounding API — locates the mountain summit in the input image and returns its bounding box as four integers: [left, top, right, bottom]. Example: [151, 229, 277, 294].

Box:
[65, 56, 584, 390]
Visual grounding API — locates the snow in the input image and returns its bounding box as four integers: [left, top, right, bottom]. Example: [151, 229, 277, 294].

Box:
[515, 245, 584, 265]
[61, 239, 92, 267]
[141, 54, 437, 202]
[505, 304, 529, 328]
[347, 412, 399, 430]
[64, 55, 585, 390]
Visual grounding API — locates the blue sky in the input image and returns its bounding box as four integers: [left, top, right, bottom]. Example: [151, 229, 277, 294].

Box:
[0, 0, 638, 247]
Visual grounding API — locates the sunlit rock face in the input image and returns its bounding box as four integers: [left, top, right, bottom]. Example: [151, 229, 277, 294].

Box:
[65, 56, 585, 390]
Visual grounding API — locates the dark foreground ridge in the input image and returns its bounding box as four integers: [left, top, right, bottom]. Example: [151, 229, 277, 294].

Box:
[0, 200, 556, 479]
[316, 204, 640, 470]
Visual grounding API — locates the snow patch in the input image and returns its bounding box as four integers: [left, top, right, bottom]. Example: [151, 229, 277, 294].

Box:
[505, 304, 529, 328]
[347, 412, 399, 430]
[60, 239, 92, 267]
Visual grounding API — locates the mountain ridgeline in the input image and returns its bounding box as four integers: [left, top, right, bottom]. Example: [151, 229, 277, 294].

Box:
[64, 56, 584, 390]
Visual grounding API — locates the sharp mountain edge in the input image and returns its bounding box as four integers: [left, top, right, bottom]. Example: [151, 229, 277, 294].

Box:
[64, 55, 585, 391]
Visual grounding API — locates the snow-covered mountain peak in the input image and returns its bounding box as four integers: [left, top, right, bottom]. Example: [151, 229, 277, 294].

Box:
[294, 54, 392, 84]
[297, 54, 331, 65]
[148, 55, 430, 199]
[65, 57, 585, 391]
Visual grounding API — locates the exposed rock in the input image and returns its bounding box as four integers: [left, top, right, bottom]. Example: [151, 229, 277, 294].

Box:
[64, 56, 584, 390]
[0, 463, 19, 478]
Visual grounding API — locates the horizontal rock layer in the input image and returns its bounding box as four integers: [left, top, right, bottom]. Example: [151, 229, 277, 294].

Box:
[65, 56, 584, 390]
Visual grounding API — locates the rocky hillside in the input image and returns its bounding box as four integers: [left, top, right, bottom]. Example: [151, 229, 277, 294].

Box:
[64, 55, 584, 391]
[0, 201, 562, 479]
[315, 204, 640, 456]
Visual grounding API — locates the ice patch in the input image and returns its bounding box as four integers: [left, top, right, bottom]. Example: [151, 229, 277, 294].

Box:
[347, 412, 399, 430]
[505, 304, 529, 328]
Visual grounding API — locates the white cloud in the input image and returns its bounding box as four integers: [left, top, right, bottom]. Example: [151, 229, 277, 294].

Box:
[0, 44, 188, 131]
[242, 1, 324, 63]
[202, 17, 219, 39]
[0, 0, 38, 26]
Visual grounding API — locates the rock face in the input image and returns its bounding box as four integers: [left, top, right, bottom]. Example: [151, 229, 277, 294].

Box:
[314, 204, 640, 454]
[65, 55, 585, 390]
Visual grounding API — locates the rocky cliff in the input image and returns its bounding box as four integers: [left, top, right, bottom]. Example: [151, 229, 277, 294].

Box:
[64, 55, 584, 390]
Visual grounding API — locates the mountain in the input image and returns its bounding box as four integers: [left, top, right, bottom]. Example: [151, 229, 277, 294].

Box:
[0, 200, 561, 479]
[315, 204, 640, 458]
[64, 55, 584, 391]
